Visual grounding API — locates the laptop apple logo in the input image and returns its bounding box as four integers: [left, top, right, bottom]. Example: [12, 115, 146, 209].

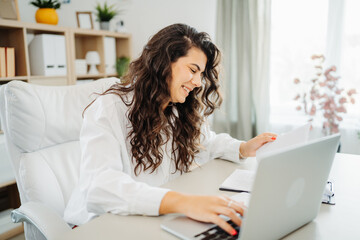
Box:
[286, 178, 305, 208]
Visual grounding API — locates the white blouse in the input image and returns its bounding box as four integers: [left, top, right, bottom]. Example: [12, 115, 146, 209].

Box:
[63, 93, 245, 225]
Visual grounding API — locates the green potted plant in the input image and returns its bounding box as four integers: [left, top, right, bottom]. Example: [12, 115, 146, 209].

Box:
[95, 2, 118, 30]
[116, 56, 130, 79]
[30, 0, 61, 25]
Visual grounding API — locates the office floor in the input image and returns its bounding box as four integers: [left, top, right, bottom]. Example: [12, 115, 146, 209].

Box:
[9, 233, 24, 240]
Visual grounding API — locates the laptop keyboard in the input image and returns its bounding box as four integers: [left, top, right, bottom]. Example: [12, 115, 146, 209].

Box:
[194, 220, 240, 240]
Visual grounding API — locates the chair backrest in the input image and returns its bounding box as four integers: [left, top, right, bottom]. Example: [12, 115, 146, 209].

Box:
[0, 78, 118, 216]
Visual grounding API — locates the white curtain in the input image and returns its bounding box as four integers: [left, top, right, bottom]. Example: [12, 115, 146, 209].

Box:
[213, 0, 272, 140]
[325, 0, 345, 70]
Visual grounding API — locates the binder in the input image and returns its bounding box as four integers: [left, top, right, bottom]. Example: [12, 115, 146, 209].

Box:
[54, 35, 67, 75]
[5, 47, 15, 77]
[29, 34, 67, 76]
[104, 37, 116, 74]
[0, 47, 6, 77]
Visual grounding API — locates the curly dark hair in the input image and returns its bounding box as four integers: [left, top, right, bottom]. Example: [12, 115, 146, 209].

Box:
[92, 23, 222, 175]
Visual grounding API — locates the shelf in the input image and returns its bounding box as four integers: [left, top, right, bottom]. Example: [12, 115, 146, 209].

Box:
[105, 73, 118, 78]
[72, 27, 131, 38]
[0, 180, 16, 190]
[77, 74, 105, 79]
[0, 19, 24, 29]
[29, 75, 67, 79]
[0, 76, 28, 82]
[0, 19, 131, 86]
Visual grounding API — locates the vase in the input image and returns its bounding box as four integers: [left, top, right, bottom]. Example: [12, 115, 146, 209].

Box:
[100, 21, 110, 30]
[35, 8, 59, 25]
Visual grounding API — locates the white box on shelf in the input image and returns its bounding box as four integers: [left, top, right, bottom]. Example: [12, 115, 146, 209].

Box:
[28, 34, 67, 76]
[75, 59, 87, 75]
[104, 37, 117, 74]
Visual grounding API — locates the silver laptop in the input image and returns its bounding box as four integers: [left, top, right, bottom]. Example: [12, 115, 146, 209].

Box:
[161, 133, 340, 240]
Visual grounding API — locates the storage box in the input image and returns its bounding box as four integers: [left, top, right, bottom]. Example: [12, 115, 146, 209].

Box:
[28, 34, 67, 76]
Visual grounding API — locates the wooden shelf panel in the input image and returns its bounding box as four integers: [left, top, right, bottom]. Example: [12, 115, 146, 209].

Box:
[72, 27, 131, 38]
[77, 74, 105, 79]
[26, 29, 65, 35]
[0, 19, 24, 28]
[0, 76, 28, 82]
[105, 73, 118, 78]
[29, 75, 67, 79]
[0, 180, 16, 189]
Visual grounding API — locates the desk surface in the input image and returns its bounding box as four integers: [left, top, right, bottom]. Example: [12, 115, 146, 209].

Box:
[60, 153, 360, 240]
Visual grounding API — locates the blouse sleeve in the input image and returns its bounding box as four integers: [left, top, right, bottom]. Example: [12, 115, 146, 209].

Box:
[79, 96, 170, 217]
[195, 120, 246, 165]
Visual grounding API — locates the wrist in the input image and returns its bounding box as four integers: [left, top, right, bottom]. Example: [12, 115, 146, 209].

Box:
[239, 142, 248, 159]
[159, 191, 188, 214]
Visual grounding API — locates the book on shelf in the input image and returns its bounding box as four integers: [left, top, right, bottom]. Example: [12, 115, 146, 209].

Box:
[0, 47, 6, 77]
[5, 47, 15, 78]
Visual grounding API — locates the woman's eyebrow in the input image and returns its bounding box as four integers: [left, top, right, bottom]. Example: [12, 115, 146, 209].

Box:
[190, 63, 204, 72]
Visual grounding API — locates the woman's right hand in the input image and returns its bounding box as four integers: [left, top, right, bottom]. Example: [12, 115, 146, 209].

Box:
[159, 191, 245, 236]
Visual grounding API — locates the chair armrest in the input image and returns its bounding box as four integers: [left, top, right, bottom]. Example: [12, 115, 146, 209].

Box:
[11, 202, 71, 240]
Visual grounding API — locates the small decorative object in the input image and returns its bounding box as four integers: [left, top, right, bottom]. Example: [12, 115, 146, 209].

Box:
[76, 12, 94, 29]
[116, 20, 127, 33]
[85, 51, 100, 75]
[0, 0, 20, 20]
[116, 56, 130, 78]
[95, 2, 119, 30]
[30, 0, 61, 25]
[75, 59, 87, 75]
[294, 54, 357, 135]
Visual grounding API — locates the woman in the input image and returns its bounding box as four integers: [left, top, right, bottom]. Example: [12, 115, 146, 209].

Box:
[64, 23, 277, 236]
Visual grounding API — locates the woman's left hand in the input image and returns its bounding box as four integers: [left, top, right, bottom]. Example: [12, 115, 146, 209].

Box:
[239, 132, 277, 158]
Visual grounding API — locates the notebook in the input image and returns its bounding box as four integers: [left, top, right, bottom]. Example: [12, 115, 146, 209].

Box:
[161, 133, 340, 240]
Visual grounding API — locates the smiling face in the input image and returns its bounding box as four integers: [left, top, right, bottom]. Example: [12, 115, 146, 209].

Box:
[168, 47, 207, 104]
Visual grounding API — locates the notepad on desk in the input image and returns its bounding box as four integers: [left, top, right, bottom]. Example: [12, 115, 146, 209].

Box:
[219, 169, 255, 192]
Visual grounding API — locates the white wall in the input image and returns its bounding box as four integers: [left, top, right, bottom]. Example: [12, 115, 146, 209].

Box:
[18, 0, 217, 58]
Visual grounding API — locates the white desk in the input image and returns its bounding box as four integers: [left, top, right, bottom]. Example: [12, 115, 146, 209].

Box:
[59, 153, 360, 240]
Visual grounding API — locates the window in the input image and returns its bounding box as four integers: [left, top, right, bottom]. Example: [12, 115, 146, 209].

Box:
[269, 0, 360, 153]
[340, 0, 360, 117]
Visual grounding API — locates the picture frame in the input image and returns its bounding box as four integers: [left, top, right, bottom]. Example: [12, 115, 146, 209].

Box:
[0, 0, 20, 20]
[76, 12, 94, 29]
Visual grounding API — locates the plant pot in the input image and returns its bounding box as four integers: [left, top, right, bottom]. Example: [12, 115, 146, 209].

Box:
[35, 8, 59, 25]
[100, 21, 110, 30]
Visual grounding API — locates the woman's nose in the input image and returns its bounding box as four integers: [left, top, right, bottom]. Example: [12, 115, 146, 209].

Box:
[191, 74, 202, 87]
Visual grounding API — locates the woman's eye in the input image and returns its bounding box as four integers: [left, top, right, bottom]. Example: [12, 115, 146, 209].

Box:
[190, 68, 196, 73]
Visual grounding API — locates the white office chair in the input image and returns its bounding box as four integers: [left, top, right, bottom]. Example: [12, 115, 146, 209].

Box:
[0, 78, 118, 240]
